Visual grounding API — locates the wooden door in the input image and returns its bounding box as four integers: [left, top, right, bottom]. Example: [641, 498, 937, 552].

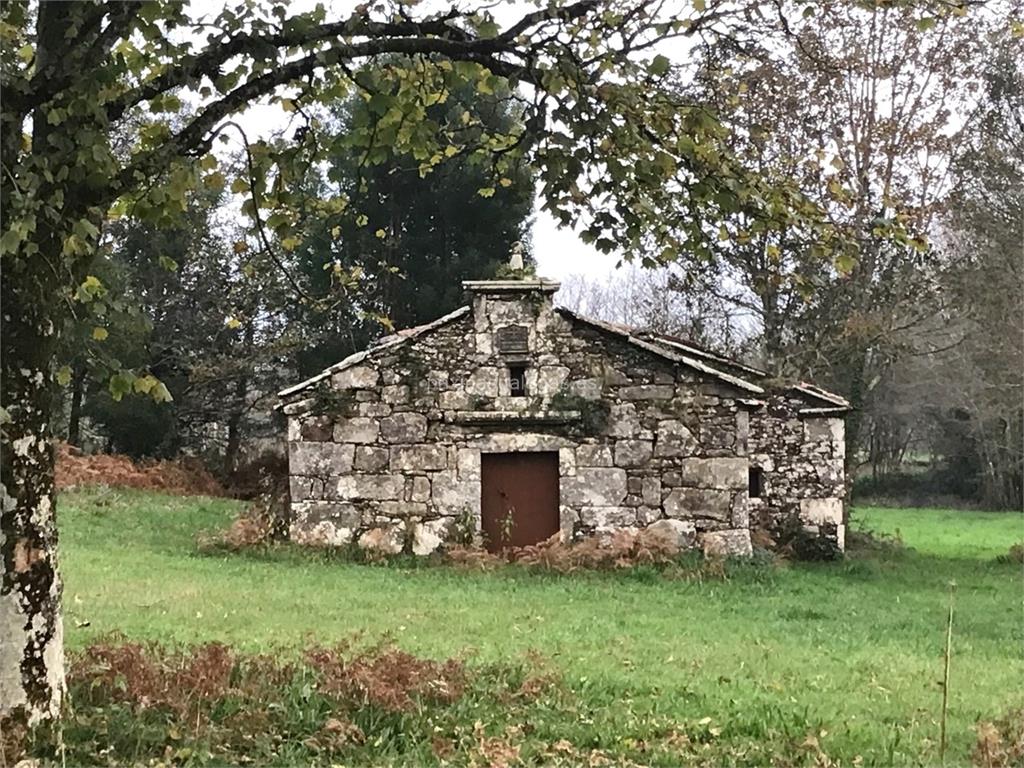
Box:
[480, 452, 560, 552]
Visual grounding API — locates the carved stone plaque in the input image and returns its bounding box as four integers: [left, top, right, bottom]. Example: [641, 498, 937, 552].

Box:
[496, 324, 529, 354]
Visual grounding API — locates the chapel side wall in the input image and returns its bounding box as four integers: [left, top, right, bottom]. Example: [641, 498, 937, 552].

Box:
[285, 296, 756, 555]
[748, 393, 846, 549]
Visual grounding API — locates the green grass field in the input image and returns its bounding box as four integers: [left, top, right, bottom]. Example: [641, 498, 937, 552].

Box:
[55, 488, 1023, 766]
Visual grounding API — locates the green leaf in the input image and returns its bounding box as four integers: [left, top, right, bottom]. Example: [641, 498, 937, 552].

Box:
[92, 327, 109, 341]
[649, 55, 671, 77]
[56, 366, 72, 387]
[108, 372, 134, 402]
[477, 187, 496, 198]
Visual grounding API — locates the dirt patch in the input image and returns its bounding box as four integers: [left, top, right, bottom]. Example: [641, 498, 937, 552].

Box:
[56, 442, 224, 496]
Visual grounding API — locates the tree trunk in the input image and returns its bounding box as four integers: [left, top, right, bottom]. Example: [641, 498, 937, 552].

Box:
[1, 251, 65, 723]
[1, 1, 83, 724]
[67, 361, 86, 447]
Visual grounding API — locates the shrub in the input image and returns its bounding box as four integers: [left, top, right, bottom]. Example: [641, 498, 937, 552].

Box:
[973, 709, 1024, 767]
[5, 638, 474, 766]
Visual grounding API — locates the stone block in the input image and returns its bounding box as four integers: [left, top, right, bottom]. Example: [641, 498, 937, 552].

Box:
[800, 497, 843, 525]
[576, 444, 613, 467]
[390, 445, 448, 471]
[641, 477, 661, 507]
[606, 403, 639, 437]
[335, 474, 405, 501]
[430, 471, 472, 510]
[663, 487, 733, 520]
[290, 520, 354, 547]
[618, 384, 674, 401]
[614, 439, 653, 467]
[381, 384, 410, 404]
[380, 412, 428, 443]
[568, 377, 603, 399]
[537, 366, 570, 395]
[289, 442, 355, 476]
[353, 446, 389, 472]
[654, 420, 697, 457]
[408, 476, 431, 502]
[804, 417, 843, 445]
[439, 390, 476, 410]
[298, 416, 333, 441]
[358, 403, 392, 418]
[474, 332, 493, 355]
[645, 519, 696, 550]
[456, 449, 480, 479]
[678, 458, 747, 490]
[700, 529, 753, 557]
[294, 501, 361, 528]
[735, 410, 749, 451]
[465, 367, 500, 396]
[731, 491, 749, 528]
[289, 476, 315, 501]
[562, 467, 627, 506]
[333, 364, 379, 389]
[579, 506, 637, 530]
[412, 518, 451, 555]
[358, 525, 403, 554]
[559, 447, 577, 476]
[332, 417, 379, 444]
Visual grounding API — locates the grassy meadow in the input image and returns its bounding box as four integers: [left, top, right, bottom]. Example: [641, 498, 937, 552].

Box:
[40, 488, 1024, 765]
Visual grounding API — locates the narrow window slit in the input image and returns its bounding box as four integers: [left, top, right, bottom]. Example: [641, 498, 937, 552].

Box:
[509, 365, 527, 397]
[748, 466, 764, 498]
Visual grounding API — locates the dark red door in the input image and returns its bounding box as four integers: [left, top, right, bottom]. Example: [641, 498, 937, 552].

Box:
[481, 452, 560, 552]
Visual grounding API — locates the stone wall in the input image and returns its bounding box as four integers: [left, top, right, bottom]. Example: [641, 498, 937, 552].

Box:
[283, 282, 757, 556]
[748, 392, 846, 548]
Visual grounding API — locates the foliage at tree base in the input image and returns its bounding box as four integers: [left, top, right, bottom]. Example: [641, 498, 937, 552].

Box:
[3, 636, 1012, 767]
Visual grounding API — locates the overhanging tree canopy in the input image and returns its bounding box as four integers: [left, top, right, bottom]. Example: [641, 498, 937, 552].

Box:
[0, 0, 920, 722]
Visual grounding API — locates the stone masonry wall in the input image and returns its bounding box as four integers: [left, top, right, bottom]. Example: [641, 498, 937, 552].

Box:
[748, 392, 846, 548]
[284, 285, 757, 556]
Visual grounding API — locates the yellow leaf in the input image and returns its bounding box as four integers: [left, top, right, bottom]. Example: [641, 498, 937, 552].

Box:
[499, 178, 513, 188]
[355, 214, 368, 227]
[330, 226, 341, 239]
[375, 229, 386, 239]
[226, 317, 242, 329]
[233, 240, 248, 254]
[477, 187, 495, 198]
[91, 327, 108, 341]
[281, 98, 296, 112]
[694, 0, 706, 10]
[56, 366, 72, 387]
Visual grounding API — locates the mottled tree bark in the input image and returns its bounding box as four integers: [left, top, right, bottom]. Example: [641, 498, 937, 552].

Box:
[1, 2, 77, 722]
[1, 247, 65, 722]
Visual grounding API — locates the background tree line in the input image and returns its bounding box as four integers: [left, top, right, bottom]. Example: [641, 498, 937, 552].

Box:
[562, 6, 1023, 510]
[57, 68, 535, 485]
[49, 3, 1021, 511]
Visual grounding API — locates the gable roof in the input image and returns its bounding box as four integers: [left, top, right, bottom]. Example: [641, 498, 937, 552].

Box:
[277, 305, 471, 399]
[555, 308, 765, 395]
[278, 300, 848, 411]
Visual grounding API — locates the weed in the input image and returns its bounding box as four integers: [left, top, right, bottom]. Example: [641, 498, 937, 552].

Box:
[973, 709, 1024, 767]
